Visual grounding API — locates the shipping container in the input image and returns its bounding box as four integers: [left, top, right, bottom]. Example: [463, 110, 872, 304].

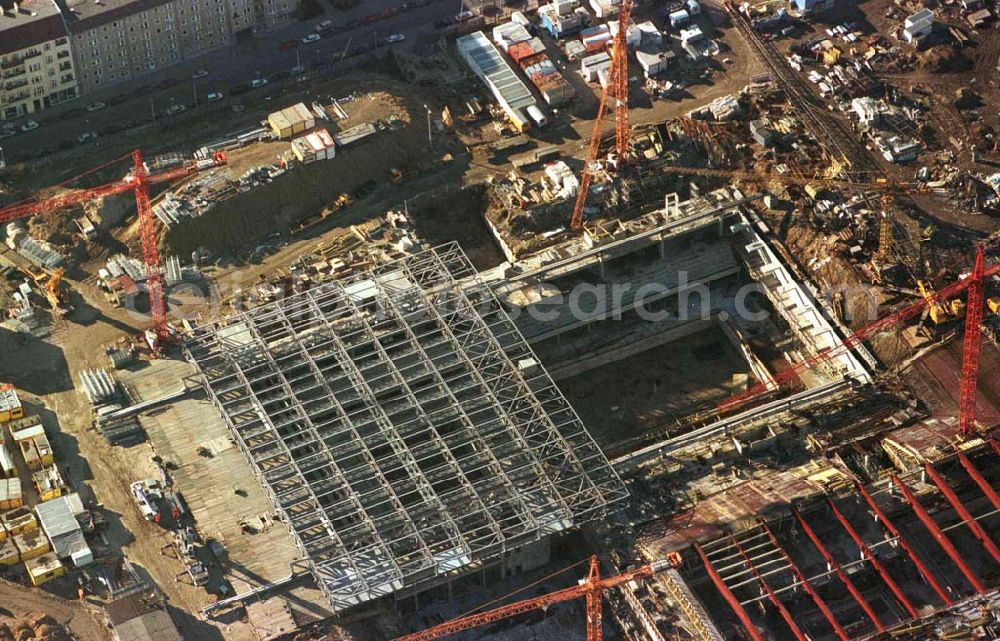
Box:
[26, 554, 65, 587]
[13, 529, 49, 562]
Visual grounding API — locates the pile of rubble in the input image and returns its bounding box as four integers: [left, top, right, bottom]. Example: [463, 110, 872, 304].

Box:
[0, 613, 72, 641]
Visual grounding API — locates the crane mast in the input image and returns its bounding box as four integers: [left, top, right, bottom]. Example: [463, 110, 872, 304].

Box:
[571, 0, 633, 230]
[958, 245, 987, 436]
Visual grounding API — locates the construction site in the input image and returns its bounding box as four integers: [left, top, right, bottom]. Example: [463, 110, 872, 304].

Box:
[0, 0, 999, 636]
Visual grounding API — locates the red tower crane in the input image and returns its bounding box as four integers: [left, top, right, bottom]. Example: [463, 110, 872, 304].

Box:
[717, 248, 997, 434]
[570, 0, 633, 230]
[0, 150, 227, 344]
[391, 555, 678, 641]
[958, 245, 987, 436]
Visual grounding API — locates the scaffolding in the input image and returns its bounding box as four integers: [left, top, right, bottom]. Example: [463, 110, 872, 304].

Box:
[184, 243, 627, 612]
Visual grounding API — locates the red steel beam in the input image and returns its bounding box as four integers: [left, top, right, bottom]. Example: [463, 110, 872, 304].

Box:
[792, 508, 885, 632]
[825, 498, 919, 619]
[957, 451, 1000, 512]
[923, 462, 1000, 564]
[856, 482, 953, 606]
[727, 533, 809, 641]
[758, 520, 850, 641]
[694, 542, 764, 641]
[891, 474, 986, 593]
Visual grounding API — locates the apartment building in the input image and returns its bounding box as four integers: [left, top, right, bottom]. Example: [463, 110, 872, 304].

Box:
[0, 0, 79, 120]
[61, 0, 298, 94]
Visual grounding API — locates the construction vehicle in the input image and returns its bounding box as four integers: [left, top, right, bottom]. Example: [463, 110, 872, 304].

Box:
[291, 192, 353, 235]
[0, 150, 227, 348]
[392, 554, 681, 641]
[25, 267, 72, 318]
[917, 279, 963, 325]
[130, 479, 163, 523]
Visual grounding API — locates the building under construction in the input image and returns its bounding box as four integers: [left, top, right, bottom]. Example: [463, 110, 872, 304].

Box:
[183, 243, 628, 612]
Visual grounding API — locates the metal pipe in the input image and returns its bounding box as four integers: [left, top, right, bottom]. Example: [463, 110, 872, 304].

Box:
[694, 542, 764, 641]
[826, 497, 919, 619]
[728, 533, 808, 641]
[856, 481, 953, 606]
[758, 520, 850, 641]
[922, 462, 1000, 564]
[957, 450, 1000, 512]
[891, 474, 986, 593]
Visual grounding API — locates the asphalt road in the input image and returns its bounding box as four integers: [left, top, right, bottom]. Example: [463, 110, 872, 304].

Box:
[0, 0, 498, 163]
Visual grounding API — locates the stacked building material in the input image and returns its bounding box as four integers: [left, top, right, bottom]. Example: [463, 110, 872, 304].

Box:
[80, 369, 119, 406]
[517, 51, 575, 106]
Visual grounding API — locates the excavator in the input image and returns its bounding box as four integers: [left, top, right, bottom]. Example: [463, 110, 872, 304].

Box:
[917, 278, 964, 326]
[26, 267, 73, 319]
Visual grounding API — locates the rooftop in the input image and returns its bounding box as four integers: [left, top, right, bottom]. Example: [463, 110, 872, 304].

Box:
[52, 0, 171, 32]
[184, 243, 627, 612]
[0, 0, 66, 57]
[105, 593, 183, 641]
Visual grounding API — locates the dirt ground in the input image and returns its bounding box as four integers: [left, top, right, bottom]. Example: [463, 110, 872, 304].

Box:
[406, 184, 505, 270]
[560, 325, 752, 450]
[0, 581, 108, 641]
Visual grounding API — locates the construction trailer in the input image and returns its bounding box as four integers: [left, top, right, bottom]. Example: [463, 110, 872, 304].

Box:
[11, 419, 53, 472]
[0, 478, 23, 510]
[291, 128, 337, 164]
[26, 553, 64, 587]
[0, 385, 23, 423]
[184, 244, 627, 613]
[267, 103, 316, 140]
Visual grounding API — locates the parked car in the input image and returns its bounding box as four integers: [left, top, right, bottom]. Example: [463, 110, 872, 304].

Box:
[301, 33, 321, 44]
[0, 124, 16, 139]
[77, 131, 98, 143]
[206, 92, 224, 102]
[387, 33, 406, 43]
[165, 103, 187, 115]
[291, 64, 306, 75]
[86, 102, 106, 112]
[316, 19, 333, 31]
[250, 78, 268, 88]
[20, 120, 39, 132]
[191, 68, 209, 79]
